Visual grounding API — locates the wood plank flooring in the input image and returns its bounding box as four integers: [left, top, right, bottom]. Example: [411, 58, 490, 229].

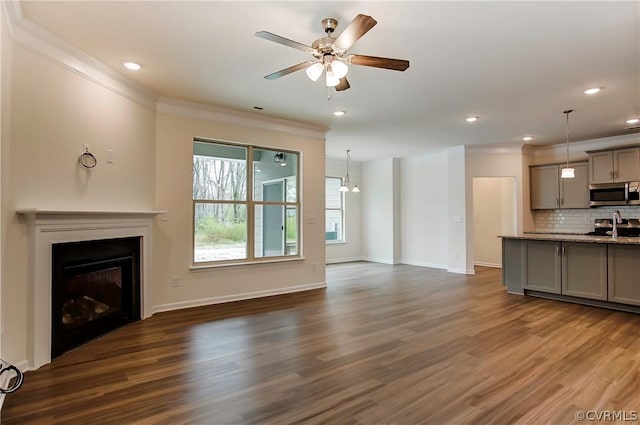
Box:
[3, 263, 639, 424]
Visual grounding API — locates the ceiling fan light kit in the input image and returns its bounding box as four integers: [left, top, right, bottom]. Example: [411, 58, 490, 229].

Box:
[256, 14, 409, 94]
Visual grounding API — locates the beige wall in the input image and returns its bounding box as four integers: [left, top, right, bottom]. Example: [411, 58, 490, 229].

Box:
[152, 109, 326, 311]
[2, 43, 156, 363]
[0, 4, 8, 366]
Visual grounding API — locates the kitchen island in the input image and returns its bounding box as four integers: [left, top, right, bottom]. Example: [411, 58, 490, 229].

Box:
[500, 233, 640, 313]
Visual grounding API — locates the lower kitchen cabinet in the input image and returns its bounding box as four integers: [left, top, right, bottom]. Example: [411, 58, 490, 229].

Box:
[503, 237, 640, 309]
[561, 242, 607, 301]
[524, 240, 561, 294]
[607, 245, 640, 306]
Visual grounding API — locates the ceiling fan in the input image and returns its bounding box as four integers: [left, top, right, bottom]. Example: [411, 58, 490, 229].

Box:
[255, 14, 410, 92]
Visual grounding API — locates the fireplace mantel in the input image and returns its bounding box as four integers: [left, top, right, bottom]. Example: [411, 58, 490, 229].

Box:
[17, 208, 166, 220]
[17, 208, 164, 370]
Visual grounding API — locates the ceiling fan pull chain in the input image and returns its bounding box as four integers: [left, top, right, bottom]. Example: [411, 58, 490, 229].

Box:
[327, 86, 331, 101]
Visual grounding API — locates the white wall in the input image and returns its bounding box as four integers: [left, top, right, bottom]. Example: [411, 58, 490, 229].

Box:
[2, 42, 157, 364]
[465, 146, 528, 272]
[472, 177, 516, 267]
[362, 158, 400, 264]
[325, 158, 362, 263]
[152, 102, 326, 312]
[400, 152, 449, 269]
[447, 146, 471, 273]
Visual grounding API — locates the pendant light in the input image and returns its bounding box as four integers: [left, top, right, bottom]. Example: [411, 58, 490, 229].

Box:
[561, 109, 575, 179]
[339, 149, 360, 193]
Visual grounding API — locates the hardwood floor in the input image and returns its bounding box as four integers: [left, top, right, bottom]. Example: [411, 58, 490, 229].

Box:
[3, 263, 639, 424]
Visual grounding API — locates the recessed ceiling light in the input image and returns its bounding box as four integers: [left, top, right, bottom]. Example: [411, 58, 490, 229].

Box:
[522, 136, 534, 141]
[333, 110, 346, 117]
[584, 87, 601, 95]
[626, 118, 639, 124]
[465, 116, 478, 123]
[123, 62, 142, 71]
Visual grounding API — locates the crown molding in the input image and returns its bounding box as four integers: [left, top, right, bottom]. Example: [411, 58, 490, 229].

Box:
[156, 98, 328, 140]
[2, 1, 157, 110]
[465, 144, 526, 155]
[531, 132, 640, 162]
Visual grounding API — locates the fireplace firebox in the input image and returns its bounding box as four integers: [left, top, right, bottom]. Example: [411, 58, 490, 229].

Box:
[51, 237, 141, 358]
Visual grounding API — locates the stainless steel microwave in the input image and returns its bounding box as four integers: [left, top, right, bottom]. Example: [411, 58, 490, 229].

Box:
[589, 181, 640, 207]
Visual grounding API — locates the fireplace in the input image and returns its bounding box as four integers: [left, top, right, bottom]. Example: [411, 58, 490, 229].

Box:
[51, 237, 141, 358]
[18, 209, 160, 370]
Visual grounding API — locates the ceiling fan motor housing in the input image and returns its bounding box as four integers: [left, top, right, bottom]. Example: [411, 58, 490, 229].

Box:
[322, 18, 338, 34]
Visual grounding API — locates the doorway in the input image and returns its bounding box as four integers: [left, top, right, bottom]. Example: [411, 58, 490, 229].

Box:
[472, 177, 516, 268]
[263, 180, 285, 256]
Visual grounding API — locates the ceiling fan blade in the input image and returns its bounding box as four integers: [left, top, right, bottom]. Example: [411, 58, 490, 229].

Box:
[333, 14, 377, 51]
[335, 77, 350, 92]
[264, 61, 314, 80]
[255, 31, 315, 54]
[347, 54, 410, 71]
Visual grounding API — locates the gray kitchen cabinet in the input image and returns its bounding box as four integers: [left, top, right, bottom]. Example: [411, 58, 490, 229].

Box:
[561, 242, 607, 300]
[607, 245, 640, 306]
[523, 240, 561, 294]
[530, 162, 588, 209]
[502, 238, 524, 295]
[530, 164, 560, 209]
[588, 146, 640, 183]
[560, 162, 589, 208]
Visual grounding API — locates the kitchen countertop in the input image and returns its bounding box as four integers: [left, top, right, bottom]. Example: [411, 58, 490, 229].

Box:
[499, 233, 640, 245]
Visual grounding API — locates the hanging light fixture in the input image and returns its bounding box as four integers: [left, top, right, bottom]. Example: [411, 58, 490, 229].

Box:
[339, 149, 360, 193]
[561, 109, 575, 179]
[274, 152, 287, 167]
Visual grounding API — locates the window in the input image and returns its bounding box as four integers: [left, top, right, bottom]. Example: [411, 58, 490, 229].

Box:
[193, 139, 299, 264]
[325, 177, 344, 242]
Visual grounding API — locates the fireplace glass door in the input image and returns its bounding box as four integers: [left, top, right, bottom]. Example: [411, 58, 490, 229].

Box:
[52, 238, 141, 358]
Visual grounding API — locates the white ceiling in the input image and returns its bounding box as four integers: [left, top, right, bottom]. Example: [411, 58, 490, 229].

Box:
[18, 1, 640, 161]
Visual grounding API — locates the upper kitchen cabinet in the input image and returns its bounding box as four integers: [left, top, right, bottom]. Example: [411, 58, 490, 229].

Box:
[530, 162, 589, 209]
[588, 146, 640, 183]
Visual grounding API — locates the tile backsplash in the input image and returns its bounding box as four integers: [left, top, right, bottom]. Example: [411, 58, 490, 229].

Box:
[534, 206, 640, 234]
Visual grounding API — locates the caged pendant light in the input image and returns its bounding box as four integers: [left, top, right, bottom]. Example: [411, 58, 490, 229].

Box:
[339, 149, 360, 193]
[561, 109, 575, 179]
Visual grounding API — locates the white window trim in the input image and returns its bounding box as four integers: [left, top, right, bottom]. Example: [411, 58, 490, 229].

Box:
[193, 139, 301, 265]
[325, 176, 345, 244]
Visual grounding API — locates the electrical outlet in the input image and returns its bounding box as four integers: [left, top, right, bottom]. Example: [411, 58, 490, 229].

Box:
[106, 149, 114, 164]
[171, 276, 180, 287]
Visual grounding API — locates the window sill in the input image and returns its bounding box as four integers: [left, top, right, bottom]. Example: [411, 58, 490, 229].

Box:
[326, 240, 346, 245]
[190, 256, 305, 271]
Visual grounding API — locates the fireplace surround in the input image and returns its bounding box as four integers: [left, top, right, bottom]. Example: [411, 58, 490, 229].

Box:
[18, 209, 162, 369]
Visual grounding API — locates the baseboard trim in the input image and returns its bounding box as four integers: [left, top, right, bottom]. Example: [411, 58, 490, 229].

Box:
[474, 261, 502, 268]
[152, 282, 327, 314]
[326, 257, 363, 264]
[360, 257, 398, 265]
[400, 260, 448, 270]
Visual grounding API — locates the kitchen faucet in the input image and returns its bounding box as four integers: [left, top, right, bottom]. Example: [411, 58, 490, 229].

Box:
[612, 210, 622, 238]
